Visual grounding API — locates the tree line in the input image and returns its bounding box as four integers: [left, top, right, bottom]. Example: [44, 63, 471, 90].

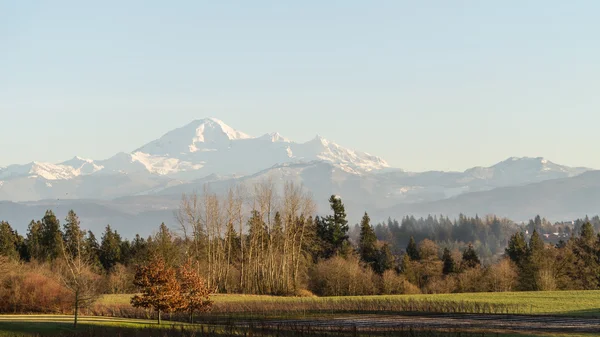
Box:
[2, 181, 600, 302]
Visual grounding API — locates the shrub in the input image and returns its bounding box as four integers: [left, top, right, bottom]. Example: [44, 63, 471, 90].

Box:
[380, 270, 404, 295]
[454, 267, 485, 293]
[106, 263, 135, 294]
[484, 258, 518, 292]
[295, 288, 316, 297]
[0, 267, 72, 313]
[309, 256, 377, 296]
[424, 276, 455, 294]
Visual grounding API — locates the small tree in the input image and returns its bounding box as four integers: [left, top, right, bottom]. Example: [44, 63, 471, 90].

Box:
[40, 210, 62, 261]
[406, 236, 420, 261]
[442, 248, 456, 275]
[358, 212, 378, 266]
[99, 225, 122, 272]
[58, 212, 101, 329]
[178, 259, 213, 323]
[462, 244, 481, 269]
[505, 232, 528, 265]
[131, 256, 183, 324]
[0, 221, 19, 260]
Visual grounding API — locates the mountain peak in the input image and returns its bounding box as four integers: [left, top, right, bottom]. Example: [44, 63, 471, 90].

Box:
[310, 134, 330, 146]
[259, 132, 290, 143]
[135, 118, 253, 156]
[187, 118, 252, 142]
[494, 156, 554, 168]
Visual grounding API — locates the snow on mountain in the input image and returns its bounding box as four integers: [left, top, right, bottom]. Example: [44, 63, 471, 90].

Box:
[259, 132, 291, 143]
[0, 162, 79, 180]
[130, 118, 389, 176]
[462, 157, 589, 185]
[135, 118, 252, 155]
[60, 156, 104, 175]
[290, 135, 389, 174]
[0, 118, 593, 211]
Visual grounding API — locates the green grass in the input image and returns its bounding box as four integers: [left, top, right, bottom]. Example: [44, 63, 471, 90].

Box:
[0, 315, 192, 336]
[100, 290, 600, 316]
[0, 319, 596, 337]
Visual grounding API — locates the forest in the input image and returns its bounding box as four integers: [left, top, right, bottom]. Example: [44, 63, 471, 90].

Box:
[1, 181, 600, 315]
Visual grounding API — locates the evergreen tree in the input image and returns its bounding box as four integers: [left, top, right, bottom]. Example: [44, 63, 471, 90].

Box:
[534, 215, 542, 230]
[129, 234, 150, 265]
[154, 223, 178, 266]
[120, 239, 133, 265]
[358, 212, 378, 266]
[324, 195, 349, 256]
[84, 230, 101, 269]
[15, 231, 28, 261]
[225, 221, 240, 264]
[506, 232, 528, 265]
[580, 222, 595, 242]
[461, 244, 481, 269]
[520, 229, 545, 291]
[314, 215, 332, 259]
[528, 229, 545, 256]
[442, 247, 456, 275]
[40, 210, 62, 260]
[0, 221, 19, 260]
[571, 223, 600, 289]
[63, 210, 84, 258]
[406, 236, 420, 261]
[99, 225, 122, 272]
[313, 196, 350, 259]
[25, 220, 43, 261]
[373, 243, 394, 275]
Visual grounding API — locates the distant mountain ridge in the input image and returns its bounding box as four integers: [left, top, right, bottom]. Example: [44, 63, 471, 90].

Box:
[0, 118, 596, 236]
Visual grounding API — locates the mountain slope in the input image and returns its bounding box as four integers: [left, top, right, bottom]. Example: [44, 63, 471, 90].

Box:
[1, 118, 597, 234]
[0, 118, 389, 182]
[380, 170, 600, 222]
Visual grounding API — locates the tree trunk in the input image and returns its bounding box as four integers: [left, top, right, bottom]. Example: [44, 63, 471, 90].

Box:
[158, 310, 162, 325]
[74, 291, 79, 329]
[189, 310, 194, 324]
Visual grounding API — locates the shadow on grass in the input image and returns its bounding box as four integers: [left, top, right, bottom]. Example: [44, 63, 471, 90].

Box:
[0, 321, 77, 336]
[559, 308, 600, 318]
[0, 322, 175, 337]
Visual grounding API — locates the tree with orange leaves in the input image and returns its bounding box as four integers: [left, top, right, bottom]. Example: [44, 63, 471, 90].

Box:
[178, 259, 213, 323]
[131, 256, 182, 325]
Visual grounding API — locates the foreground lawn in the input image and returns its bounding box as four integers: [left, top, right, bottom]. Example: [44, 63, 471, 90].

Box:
[0, 316, 597, 337]
[0, 316, 189, 336]
[0, 319, 597, 337]
[100, 290, 600, 316]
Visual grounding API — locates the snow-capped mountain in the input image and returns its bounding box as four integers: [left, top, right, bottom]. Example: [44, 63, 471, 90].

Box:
[0, 161, 82, 181]
[462, 157, 589, 185]
[0, 118, 390, 201]
[0, 118, 600, 233]
[128, 118, 389, 177]
[0, 118, 389, 184]
[134, 118, 253, 156]
[0, 117, 596, 233]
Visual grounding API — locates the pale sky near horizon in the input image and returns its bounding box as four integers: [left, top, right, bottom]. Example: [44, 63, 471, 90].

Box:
[1, 1, 599, 172]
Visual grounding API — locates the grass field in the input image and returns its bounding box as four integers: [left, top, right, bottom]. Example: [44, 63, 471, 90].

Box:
[0, 317, 598, 337]
[0, 315, 596, 337]
[99, 290, 600, 316]
[0, 316, 186, 336]
[2, 291, 598, 336]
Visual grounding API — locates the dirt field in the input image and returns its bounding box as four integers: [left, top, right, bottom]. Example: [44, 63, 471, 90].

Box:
[232, 313, 600, 334]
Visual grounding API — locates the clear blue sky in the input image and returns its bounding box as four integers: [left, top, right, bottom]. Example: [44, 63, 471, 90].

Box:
[1, 1, 599, 171]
